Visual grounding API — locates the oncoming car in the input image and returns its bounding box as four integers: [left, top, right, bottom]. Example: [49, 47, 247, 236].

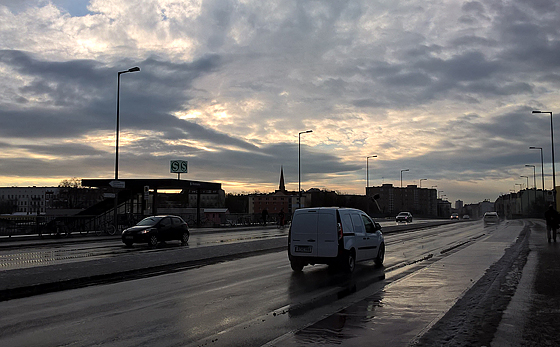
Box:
[483, 212, 500, 227]
[288, 207, 385, 273]
[121, 215, 190, 247]
[450, 213, 459, 220]
[396, 212, 413, 223]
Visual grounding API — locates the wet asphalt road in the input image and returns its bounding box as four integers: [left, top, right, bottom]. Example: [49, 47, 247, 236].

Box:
[0, 219, 521, 347]
[0, 218, 446, 272]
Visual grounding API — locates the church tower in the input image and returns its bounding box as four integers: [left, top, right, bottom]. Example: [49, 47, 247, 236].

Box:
[279, 166, 286, 192]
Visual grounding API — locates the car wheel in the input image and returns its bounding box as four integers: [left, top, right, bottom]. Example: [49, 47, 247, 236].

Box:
[375, 243, 385, 267]
[290, 260, 304, 272]
[148, 234, 158, 248]
[181, 232, 190, 245]
[343, 250, 356, 274]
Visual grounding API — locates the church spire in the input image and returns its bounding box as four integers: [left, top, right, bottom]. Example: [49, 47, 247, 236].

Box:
[279, 166, 286, 192]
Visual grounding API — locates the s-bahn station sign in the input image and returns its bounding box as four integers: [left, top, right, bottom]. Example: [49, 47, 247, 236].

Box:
[170, 160, 188, 173]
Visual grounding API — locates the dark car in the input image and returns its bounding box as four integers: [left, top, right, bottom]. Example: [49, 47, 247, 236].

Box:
[395, 212, 413, 223]
[121, 215, 189, 247]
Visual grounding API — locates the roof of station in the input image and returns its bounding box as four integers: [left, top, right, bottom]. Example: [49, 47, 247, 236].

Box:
[81, 179, 222, 191]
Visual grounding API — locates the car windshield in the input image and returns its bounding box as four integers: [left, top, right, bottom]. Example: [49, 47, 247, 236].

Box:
[136, 217, 163, 227]
[398, 213, 409, 216]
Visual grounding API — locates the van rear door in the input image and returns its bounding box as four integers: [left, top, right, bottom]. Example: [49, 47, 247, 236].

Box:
[290, 209, 318, 257]
[317, 209, 338, 257]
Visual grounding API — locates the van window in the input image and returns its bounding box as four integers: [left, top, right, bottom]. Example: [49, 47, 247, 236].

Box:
[361, 215, 375, 233]
[341, 213, 354, 234]
[292, 212, 318, 233]
[351, 213, 365, 234]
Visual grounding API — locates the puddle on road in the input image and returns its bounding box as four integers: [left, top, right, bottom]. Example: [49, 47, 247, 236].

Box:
[292, 291, 385, 345]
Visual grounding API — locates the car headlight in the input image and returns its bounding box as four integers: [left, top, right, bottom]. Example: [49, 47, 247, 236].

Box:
[139, 229, 152, 234]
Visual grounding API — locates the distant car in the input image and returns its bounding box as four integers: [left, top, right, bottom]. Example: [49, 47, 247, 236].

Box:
[121, 215, 190, 247]
[462, 215, 470, 220]
[396, 212, 413, 223]
[483, 212, 499, 227]
[450, 213, 459, 220]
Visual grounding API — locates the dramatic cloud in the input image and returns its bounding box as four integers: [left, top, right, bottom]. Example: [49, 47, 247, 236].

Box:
[1, 0, 560, 203]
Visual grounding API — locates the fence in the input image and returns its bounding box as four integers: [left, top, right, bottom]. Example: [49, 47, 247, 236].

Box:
[0, 213, 142, 238]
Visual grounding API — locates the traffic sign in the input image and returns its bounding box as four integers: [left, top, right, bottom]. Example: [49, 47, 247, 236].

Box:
[109, 180, 125, 189]
[170, 160, 188, 173]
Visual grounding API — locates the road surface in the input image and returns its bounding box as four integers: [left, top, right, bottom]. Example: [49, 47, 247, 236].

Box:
[0, 219, 522, 346]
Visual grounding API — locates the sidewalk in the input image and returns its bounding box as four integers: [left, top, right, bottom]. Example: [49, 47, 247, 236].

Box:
[492, 219, 560, 346]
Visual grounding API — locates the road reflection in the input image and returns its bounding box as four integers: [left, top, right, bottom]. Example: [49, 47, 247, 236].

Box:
[287, 263, 385, 319]
[292, 291, 385, 345]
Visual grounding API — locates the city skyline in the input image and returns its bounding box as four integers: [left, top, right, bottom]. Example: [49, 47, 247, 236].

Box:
[1, 1, 560, 205]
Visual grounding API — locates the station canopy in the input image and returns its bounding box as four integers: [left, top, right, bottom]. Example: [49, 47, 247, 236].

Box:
[81, 178, 222, 193]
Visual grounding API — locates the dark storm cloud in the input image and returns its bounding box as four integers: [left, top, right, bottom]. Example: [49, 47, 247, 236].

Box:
[21, 143, 105, 156]
[0, 50, 260, 152]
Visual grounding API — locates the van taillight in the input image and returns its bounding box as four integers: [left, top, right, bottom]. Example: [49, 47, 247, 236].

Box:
[337, 222, 343, 240]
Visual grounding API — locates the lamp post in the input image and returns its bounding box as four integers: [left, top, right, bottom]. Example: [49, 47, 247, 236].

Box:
[400, 169, 409, 188]
[533, 110, 556, 206]
[525, 164, 536, 189]
[530, 146, 546, 203]
[114, 66, 139, 228]
[520, 175, 529, 190]
[298, 130, 313, 208]
[366, 155, 377, 190]
[115, 66, 140, 179]
[526, 164, 537, 210]
[419, 178, 427, 188]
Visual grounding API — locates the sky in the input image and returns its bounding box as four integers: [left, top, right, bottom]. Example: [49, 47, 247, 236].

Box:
[0, 0, 559, 204]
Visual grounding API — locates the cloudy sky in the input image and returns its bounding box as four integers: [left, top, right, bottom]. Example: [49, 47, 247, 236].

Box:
[0, 0, 559, 204]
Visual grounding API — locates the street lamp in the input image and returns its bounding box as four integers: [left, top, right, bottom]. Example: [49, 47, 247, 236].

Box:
[526, 164, 537, 209]
[533, 110, 556, 206]
[114, 66, 140, 228]
[366, 155, 377, 189]
[298, 130, 313, 208]
[419, 178, 427, 188]
[525, 164, 536, 189]
[115, 66, 140, 180]
[520, 176, 529, 190]
[400, 169, 409, 188]
[530, 146, 546, 202]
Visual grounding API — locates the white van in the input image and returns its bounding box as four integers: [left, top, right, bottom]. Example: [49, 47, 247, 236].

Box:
[288, 207, 385, 273]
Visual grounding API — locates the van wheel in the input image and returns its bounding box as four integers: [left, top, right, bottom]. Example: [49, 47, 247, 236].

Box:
[344, 250, 355, 274]
[375, 243, 385, 267]
[290, 260, 304, 272]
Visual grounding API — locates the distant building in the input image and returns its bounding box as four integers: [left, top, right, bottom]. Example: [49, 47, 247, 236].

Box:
[455, 200, 463, 212]
[463, 199, 496, 220]
[248, 167, 302, 217]
[0, 186, 104, 215]
[366, 184, 438, 217]
[0, 187, 57, 214]
[437, 198, 452, 218]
